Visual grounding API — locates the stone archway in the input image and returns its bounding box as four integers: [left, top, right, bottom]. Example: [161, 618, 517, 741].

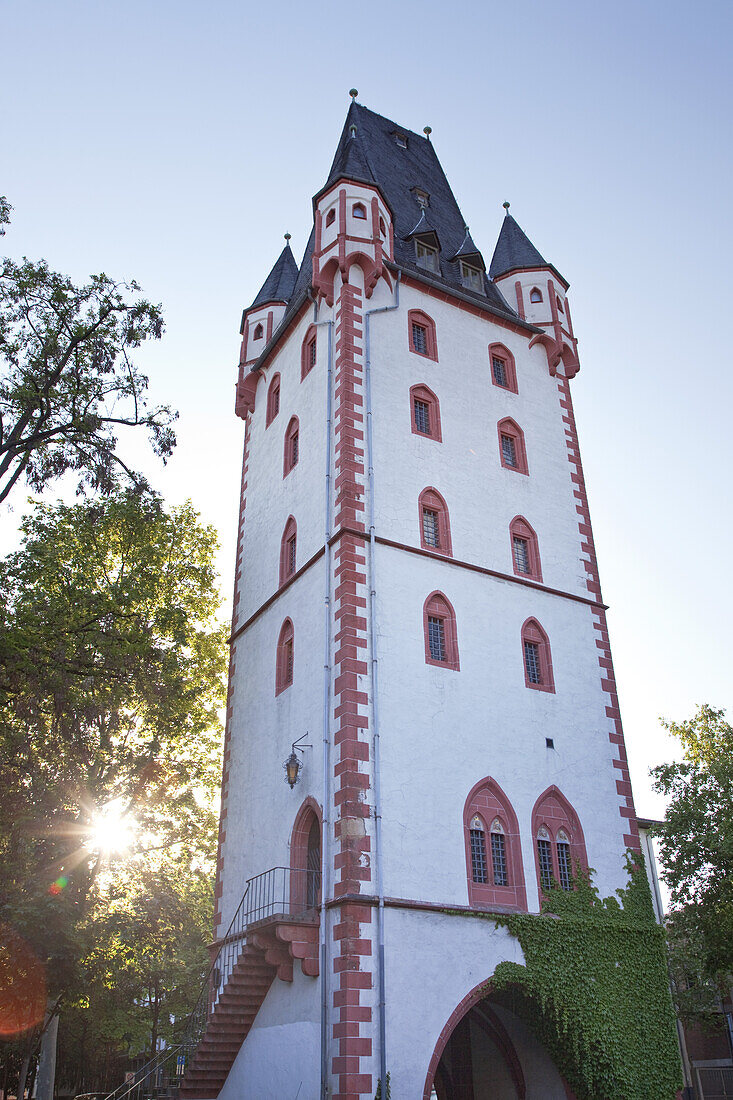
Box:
[424, 980, 576, 1100]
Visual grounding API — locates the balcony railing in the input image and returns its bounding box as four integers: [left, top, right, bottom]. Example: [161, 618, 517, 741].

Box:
[102, 865, 320, 1100]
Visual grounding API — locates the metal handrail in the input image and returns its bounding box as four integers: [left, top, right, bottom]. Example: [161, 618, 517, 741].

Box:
[102, 866, 321, 1100]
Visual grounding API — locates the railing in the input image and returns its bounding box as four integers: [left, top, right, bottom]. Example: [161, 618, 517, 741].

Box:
[102, 866, 320, 1100]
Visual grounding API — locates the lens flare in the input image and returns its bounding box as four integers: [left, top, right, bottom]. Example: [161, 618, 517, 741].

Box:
[0, 924, 47, 1037]
[87, 800, 137, 854]
[48, 876, 68, 896]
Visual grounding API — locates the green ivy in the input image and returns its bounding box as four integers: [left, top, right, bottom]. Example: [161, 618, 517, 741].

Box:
[484, 853, 682, 1099]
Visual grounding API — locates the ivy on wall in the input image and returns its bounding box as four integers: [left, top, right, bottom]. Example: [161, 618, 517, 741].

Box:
[485, 854, 682, 1100]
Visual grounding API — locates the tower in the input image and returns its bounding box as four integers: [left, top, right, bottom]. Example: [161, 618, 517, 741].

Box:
[184, 99, 679, 1100]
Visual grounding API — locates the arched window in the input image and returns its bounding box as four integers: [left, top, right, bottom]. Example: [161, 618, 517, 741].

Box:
[289, 798, 322, 912]
[279, 516, 297, 587]
[283, 416, 299, 477]
[529, 287, 543, 303]
[497, 417, 528, 475]
[423, 591, 459, 670]
[556, 296, 564, 313]
[326, 208, 336, 227]
[418, 487, 452, 556]
[301, 324, 317, 380]
[509, 516, 542, 582]
[275, 618, 294, 695]
[464, 777, 527, 910]
[488, 342, 518, 394]
[410, 384, 442, 441]
[266, 373, 281, 427]
[353, 202, 367, 219]
[253, 322, 264, 339]
[379, 216, 386, 237]
[532, 786, 587, 895]
[408, 309, 438, 361]
[521, 618, 555, 693]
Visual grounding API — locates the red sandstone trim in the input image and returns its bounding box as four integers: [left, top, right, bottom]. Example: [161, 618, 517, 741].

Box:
[489, 341, 518, 394]
[408, 308, 439, 361]
[463, 776, 527, 911]
[521, 616, 555, 693]
[396, 270, 537, 337]
[423, 590, 460, 671]
[498, 416, 529, 475]
[509, 515, 542, 582]
[556, 375, 640, 852]
[531, 785, 588, 897]
[410, 383, 442, 442]
[418, 487, 452, 556]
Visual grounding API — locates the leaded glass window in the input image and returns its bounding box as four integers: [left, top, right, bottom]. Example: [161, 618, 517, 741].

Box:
[490, 820, 508, 887]
[470, 815, 487, 884]
[428, 616, 446, 662]
[422, 508, 439, 548]
[524, 640, 541, 684]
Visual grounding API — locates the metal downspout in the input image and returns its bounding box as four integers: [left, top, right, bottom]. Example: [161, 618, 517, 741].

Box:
[311, 294, 334, 1100]
[364, 272, 400, 1096]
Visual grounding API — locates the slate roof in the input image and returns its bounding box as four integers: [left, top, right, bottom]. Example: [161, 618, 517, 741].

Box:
[318, 101, 514, 315]
[249, 241, 299, 309]
[489, 214, 564, 284]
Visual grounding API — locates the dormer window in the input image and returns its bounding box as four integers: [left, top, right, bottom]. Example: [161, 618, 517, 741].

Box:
[395, 132, 407, 148]
[326, 208, 336, 227]
[413, 189, 430, 209]
[460, 262, 483, 293]
[253, 323, 264, 340]
[416, 241, 439, 273]
[353, 203, 367, 219]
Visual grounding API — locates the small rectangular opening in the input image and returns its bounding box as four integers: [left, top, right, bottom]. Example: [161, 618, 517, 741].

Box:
[546, 737, 554, 749]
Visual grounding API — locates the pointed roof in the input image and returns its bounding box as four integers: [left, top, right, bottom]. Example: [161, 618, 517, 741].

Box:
[311, 100, 517, 317]
[489, 214, 548, 279]
[404, 208, 440, 245]
[450, 227, 485, 269]
[249, 241, 299, 310]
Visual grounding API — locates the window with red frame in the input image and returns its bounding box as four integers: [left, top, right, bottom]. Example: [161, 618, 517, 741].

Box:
[488, 342, 518, 394]
[408, 309, 438, 361]
[301, 326, 317, 380]
[423, 591, 459, 670]
[266, 373, 281, 427]
[283, 416, 299, 477]
[497, 417, 528, 474]
[418, 487, 452, 556]
[253, 323, 264, 339]
[529, 287, 542, 303]
[326, 208, 336, 226]
[509, 516, 542, 581]
[521, 618, 555, 692]
[275, 618, 294, 695]
[353, 203, 367, 219]
[464, 778, 527, 910]
[279, 516, 297, 587]
[532, 786, 587, 895]
[410, 384, 442, 441]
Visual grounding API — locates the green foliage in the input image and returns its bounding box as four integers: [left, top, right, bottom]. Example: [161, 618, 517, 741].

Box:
[0, 490, 225, 992]
[0, 197, 176, 503]
[486, 856, 681, 1100]
[651, 705, 733, 1001]
[374, 1071, 390, 1099]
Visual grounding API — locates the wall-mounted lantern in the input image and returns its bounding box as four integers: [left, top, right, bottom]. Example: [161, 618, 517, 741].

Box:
[283, 733, 312, 789]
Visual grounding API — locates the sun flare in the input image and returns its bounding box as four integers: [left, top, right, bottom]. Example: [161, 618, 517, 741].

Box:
[87, 800, 138, 854]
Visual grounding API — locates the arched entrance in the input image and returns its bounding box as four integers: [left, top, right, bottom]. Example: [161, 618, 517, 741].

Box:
[424, 982, 575, 1100]
[289, 797, 322, 913]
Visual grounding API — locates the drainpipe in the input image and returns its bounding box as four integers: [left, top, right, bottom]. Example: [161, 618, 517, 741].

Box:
[309, 291, 334, 1100]
[364, 271, 400, 1096]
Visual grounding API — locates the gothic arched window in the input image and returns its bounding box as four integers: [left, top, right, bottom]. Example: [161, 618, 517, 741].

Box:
[529, 287, 543, 303]
[418, 487, 452, 556]
[301, 324, 317, 380]
[279, 516, 297, 587]
[283, 416, 299, 477]
[521, 618, 555, 693]
[532, 786, 587, 895]
[510, 516, 542, 582]
[408, 309, 438, 361]
[276, 618, 294, 695]
[464, 777, 526, 910]
[497, 417, 528, 475]
[266, 373, 280, 428]
[410, 384, 442, 442]
[489, 342, 518, 394]
[423, 591, 459, 670]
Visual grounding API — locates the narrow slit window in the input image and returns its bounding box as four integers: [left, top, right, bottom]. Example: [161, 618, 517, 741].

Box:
[414, 398, 430, 434]
[291, 431, 298, 466]
[490, 821, 508, 887]
[537, 828, 553, 890]
[284, 417, 300, 477]
[557, 830, 572, 891]
[309, 338, 316, 369]
[276, 619, 294, 695]
[326, 208, 336, 226]
[524, 640, 541, 684]
[469, 816, 488, 884]
[501, 434, 517, 468]
[279, 517, 297, 587]
[287, 535, 296, 577]
[492, 356, 508, 387]
[513, 536, 530, 574]
[422, 508, 439, 548]
[428, 616, 446, 662]
[412, 323, 428, 355]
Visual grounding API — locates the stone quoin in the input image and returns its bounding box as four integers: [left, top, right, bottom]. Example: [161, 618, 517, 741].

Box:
[189, 96, 669, 1100]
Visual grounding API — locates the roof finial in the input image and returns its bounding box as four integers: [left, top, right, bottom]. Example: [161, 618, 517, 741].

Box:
[284, 232, 291, 243]
[349, 123, 357, 139]
[423, 126, 432, 140]
[349, 88, 358, 100]
[503, 201, 511, 215]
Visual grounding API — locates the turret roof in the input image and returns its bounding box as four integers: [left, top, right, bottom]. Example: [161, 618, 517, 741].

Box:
[489, 213, 566, 286]
[249, 241, 299, 310]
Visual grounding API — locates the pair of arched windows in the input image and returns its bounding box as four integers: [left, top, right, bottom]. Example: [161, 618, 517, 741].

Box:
[422, 595, 555, 692]
[464, 780, 586, 908]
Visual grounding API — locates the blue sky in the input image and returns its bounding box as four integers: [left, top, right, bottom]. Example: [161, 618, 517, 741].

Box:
[4, 0, 732, 822]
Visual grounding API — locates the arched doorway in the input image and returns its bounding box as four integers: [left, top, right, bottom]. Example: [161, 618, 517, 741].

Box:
[289, 797, 322, 913]
[425, 985, 574, 1100]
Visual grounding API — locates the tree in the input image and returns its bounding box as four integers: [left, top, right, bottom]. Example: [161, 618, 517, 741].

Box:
[651, 704, 733, 1020]
[0, 197, 176, 504]
[0, 490, 226, 1014]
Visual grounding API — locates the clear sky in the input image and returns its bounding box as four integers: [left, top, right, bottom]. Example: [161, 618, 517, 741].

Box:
[4, 0, 732, 823]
